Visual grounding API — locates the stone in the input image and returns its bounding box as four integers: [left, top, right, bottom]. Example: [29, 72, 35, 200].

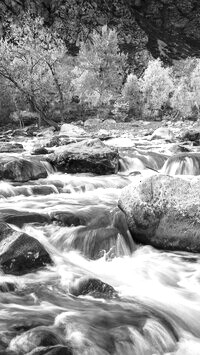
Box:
[69, 276, 118, 298]
[119, 174, 200, 252]
[9, 326, 64, 354]
[59, 123, 86, 137]
[50, 211, 86, 227]
[48, 139, 119, 175]
[0, 156, 48, 182]
[180, 129, 200, 144]
[0, 143, 24, 153]
[84, 118, 101, 128]
[150, 127, 175, 141]
[168, 144, 190, 154]
[27, 345, 73, 355]
[0, 209, 50, 227]
[0, 222, 53, 275]
[31, 147, 49, 155]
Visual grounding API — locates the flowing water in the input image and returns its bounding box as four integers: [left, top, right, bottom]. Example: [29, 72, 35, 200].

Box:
[1, 136, 200, 354]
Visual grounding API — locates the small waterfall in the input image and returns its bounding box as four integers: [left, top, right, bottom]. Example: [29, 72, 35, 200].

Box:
[162, 153, 200, 175]
[119, 149, 168, 173]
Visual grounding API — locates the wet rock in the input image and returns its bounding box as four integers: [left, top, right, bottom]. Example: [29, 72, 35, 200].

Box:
[151, 127, 175, 142]
[59, 123, 86, 137]
[31, 147, 49, 155]
[12, 129, 28, 137]
[0, 209, 50, 227]
[27, 345, 73, 355]
[0, 143, 24, 153]
[169, 144, 191, 154]
[180, 129, 200, 144]
[69, 276, 118, 298]
[0, 156, 48, 182]
[48, 139, 119, 175]
[46, 136, 60, 148]
[0, 222, 53, 275]
[119, 174, 200, 252]
[50, 211, 86, 227]
[162, 153, 200, 175]
[9, 326, 64, 354]
[30, 185, 57, 196]
[0, 282, 16, 292]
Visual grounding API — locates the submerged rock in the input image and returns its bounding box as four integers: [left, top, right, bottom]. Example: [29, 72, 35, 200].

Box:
[119, 174, 200, 252]
[9, 326, 64, 354]
[0, 223, 53, 275]
[31, 147, 49, 155]
[69, 276, 118, 298]
[0, 156, 48, 182]
[48, 139, 119, 175]
[0, 209, 50, 227]
[162, 153, 200, 175]
[0, 143, 24, 153]
[27, 345, 73, 355]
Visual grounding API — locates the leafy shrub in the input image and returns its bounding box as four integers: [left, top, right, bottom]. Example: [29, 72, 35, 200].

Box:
[73, 25, 127, 107]
[139, 59, 174, 118]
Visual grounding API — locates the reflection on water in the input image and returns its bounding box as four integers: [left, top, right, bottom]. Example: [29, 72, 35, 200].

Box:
[0, 140, 199, 354]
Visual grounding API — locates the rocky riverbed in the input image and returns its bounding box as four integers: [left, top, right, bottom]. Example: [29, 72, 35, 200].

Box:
[0, 119, 200, 354]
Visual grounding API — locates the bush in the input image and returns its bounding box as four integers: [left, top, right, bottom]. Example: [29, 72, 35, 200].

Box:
[122, 73, 141, 117]
[140, 59, 174, 118]
[73, 25, 127, 108]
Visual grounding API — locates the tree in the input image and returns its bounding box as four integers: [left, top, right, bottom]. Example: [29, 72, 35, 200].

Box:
[122, 73, 141, 117]
[139, 59, 174, 118]
[73, 25, 127, 108]
[0, 13, 73, 128]
[171, 58, 200, 119]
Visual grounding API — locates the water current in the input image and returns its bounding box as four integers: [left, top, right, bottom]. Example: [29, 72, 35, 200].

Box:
[0, 135, 200, 354]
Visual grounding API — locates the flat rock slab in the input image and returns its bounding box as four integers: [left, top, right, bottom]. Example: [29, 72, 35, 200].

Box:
[119, 174, 200, 252]
[48, 138, 119, 175]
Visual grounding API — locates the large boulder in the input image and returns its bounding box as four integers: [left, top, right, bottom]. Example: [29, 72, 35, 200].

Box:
[0, 223, 53, 275]
[119, 174, 200, 252]
[48, 139, 119, 175]
[0, 156, 48, 182]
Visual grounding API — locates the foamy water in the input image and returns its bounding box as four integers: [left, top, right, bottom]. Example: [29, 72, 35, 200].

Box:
[0, 136, 199, 354]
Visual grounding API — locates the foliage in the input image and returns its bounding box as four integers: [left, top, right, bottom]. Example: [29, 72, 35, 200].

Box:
[170, 58, 200, 119]
[73, 25, 127, 107]
[0, 13, 74, 126]
[139, 59, 174, 117]
[122, 73, 141, 116]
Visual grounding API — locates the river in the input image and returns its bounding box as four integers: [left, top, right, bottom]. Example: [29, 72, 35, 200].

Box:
[0, 132, 200, 355]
